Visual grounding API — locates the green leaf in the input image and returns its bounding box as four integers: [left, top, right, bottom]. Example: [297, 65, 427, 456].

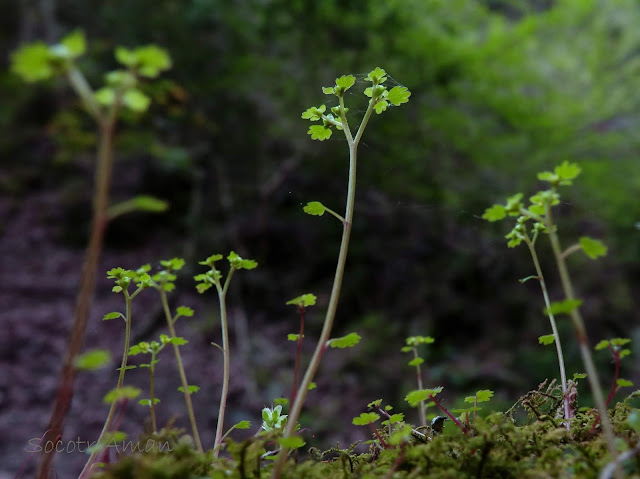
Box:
[115, 47, 137, 66]
[123, 88, 151, 112]
[405, 336, 434, 346]
[352, 412, 380, 426]
[134, 45, 172, 77]
[544, 299, 583, 316]
[386, 86, 411, 106]
[286, 293, 317, 307]
[103, 386, 142, 404]
[199, 254, 223, 266]
[227, 251, 258, 270]
[374, 100, 389, 114]
[177, 385, 200, 394]
[555, 161, 581, 184]
[573, 373, 587, 380]
[169, 337, 188, 346]
[579, 237, 607, 259]
[322, 86, 335, 95]
[234, 420, 251, 429]
[405, 387, 443, 407]
[132, 195, 168, 212]
[287, 334, 302, 341]
[408, 357, 424, 367]
[335, 74, 356, 92]
[475, 390, 494, 402]
[278, 436, 305, 449]
[308, 382, 316, 390]
[176, 306, 194, 317]
[301, 104, 326, 121]
[103, 311, 123, 321]
[538, 334, 556, 345]
[308, 124, 332, 140]
[303, 201, 325, 216]
[617, 379, 634, 387]
[482, 204, 506, 222]
[328, 332, 361, 349]
[594, 339, 610, 351]
[60, 30, 86, 58]
[74, 349, 111, 371]
[366, 67, 387, 83]
[610, 338, 631, 347]
[11, 43, 54, 82]
[139, 398, 160, 407]
[387, 413, 405, 423]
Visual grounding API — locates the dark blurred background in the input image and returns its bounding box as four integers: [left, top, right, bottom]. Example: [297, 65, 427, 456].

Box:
[1, 0, 639, 476]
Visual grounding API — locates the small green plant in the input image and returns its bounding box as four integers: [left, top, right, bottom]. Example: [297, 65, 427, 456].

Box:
[483, 161, 621, 477]
[79, 266, 152, 477]
[10, 32, 171, 479]
[285, 294, 317, 406]
[452, 389, 494, 433]
[405, 387, 468, 436]
[271, 67, 410, 479]
[401, 335, 435, 427]
[194, 251, 258, 458]
[128, 334, 185, 433]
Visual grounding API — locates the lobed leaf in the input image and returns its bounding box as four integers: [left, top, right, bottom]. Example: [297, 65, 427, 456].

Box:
[544, 299, 583, 316]
[386, 86, 411, 106]
[308, 124, 332, 140]
[405, 387, 443, 407]
[328, 332, 361, 349]
[482, 204, 506, 222]
[103, 386, 142, 404]
[538, 334, 556, 345]
[286, 293, 317, 307]
[278, 436, 305, 449]
[352, 412, 380, 426]
[303, 201, 325, 216]
[579, 237, 607, 259]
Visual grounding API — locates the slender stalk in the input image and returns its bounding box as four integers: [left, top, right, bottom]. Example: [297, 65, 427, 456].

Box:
[545, 206, 620, 478]
[290, 305, 305, 407]
[522, 233, 570, 427]
[271, 90, 378, 479]
[79, 291, 133, 478]
[412, 348, 427, 428]
[148, 356, 158, 433]
[40, 114, 116, 479]
[159, 289, 203, 453]
[212, 269, 235, 458]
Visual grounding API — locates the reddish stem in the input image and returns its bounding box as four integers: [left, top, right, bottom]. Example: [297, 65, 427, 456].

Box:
[290, 305, 305, 407]
[605, 346, 620, 407]
[429, 395, 468, 435]
[368, 423, 389, 449]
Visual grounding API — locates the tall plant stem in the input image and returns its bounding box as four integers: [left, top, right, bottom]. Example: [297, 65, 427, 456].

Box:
[523, 234, 570, 427]
[271, 93, 376, 479]
[78, 291, 133, 478]
[160, 290, 203, 453]
[39, 113, 116, 479]
[212, 270, 234, 458]
[545, 208, 620, 478]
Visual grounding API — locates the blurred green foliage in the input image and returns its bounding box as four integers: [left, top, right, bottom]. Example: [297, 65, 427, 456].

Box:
[2, 0, 638, 408]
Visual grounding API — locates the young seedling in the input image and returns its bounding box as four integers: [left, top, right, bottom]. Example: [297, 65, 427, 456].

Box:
[590, 338, 634, 432]
[128, 334, 185, 433]
[147, 258, 203, 453]
[79, 266, 151, 478]
[285, 294, 317, 406]
[401, 335, 435, 427]
[452, 389, 494, 433]
[492, 212, 572, 428]
[483, 161, 621, 477]
[365, 399, 412, 444]
[11, 32, 171, 479]
[272, 67, 410, 479]
[405, 387, 468, 436]
[195, 251, 258, 458]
